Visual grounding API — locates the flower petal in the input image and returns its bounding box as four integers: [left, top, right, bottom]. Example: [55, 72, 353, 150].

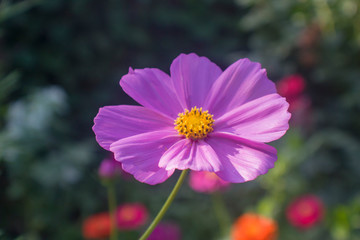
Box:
[120, 68, 185, 118]
[93, 105, 174, 150]
[170, 53, 222, 109]
[159, 139, 221, 172]
[206, 132, 277, 183]
[120, 164, 174, 186]
[109, 130, 180, 185]
[204, 58, 276, 118]
[215, 94, 291, 142]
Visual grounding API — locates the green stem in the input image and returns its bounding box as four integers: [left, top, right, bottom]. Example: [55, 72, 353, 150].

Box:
[106, 180, 118, 240]
[139, 169, 189, 240]
[211, 191, 231, 236]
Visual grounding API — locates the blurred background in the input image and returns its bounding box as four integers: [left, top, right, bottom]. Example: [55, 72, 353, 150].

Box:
[0, 0, 360, 239]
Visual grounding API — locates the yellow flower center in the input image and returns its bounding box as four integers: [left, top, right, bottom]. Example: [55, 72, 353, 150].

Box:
[174, 106, 214, 140]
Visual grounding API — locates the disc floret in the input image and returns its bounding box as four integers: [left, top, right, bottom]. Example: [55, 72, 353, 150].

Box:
[174, 107, 214, 140]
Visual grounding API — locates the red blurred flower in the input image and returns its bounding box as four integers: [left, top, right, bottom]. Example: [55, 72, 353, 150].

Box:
[116, 203, 148, 230]
[82, 212, 111, 239]
[277, 74, 306, 110]
[231, 213, 278, 240]
[286, 195, 324, 229]
[277, 74, 312, 127]
[147, 222, 181, 240]
[189, 171, 230, 193]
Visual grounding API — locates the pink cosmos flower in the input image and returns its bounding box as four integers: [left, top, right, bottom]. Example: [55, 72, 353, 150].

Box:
[286, 195, 324, 229]
[147, 222, 181, 240]
[93, 53, 291, 185]
[116, 203, 148, 230]
[189, 171, 230, 193]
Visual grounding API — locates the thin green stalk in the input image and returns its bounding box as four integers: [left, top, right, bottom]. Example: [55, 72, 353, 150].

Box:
[139, 169, 189, 240]
[106, 180, 118, 240]
[211, 191, 231, 236]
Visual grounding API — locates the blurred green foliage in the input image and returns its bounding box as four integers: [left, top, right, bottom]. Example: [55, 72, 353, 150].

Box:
[0, 0, 360, 239]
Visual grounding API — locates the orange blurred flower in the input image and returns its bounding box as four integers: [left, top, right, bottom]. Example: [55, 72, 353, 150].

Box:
[82, 212, 111, 239]
[231, 213, 278, 240]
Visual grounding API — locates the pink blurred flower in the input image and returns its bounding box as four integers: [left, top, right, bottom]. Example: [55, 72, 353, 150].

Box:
[98, 155, 133, 180]
[189, 171, 230, 193]
[286, 195, 324, 229]
[116, 203, 148, 230]
[93, 53, 290, 185]
[98, 157, 122, 179]
[148, 222, 181, 240]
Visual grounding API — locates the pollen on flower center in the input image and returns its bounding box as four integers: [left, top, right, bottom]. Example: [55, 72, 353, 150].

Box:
[174, 106, 214, 140]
